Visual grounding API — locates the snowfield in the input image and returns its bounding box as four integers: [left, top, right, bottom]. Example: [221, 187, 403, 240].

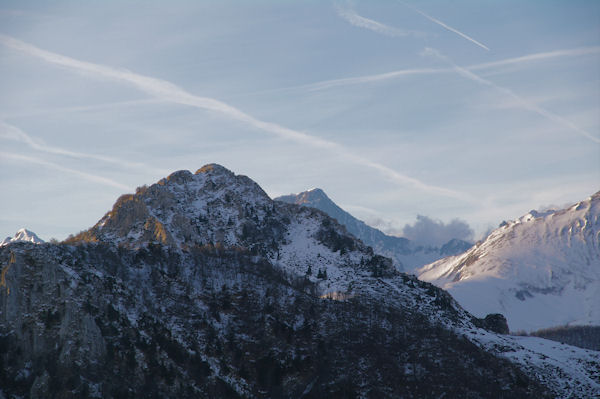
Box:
[418, 191, 600, 332]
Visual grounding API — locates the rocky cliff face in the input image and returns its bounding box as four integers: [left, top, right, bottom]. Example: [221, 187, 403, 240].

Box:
[0, 165, 598, 398]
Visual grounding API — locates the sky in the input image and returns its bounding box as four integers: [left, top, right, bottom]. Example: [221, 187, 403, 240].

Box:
[1, 0, 599, 243]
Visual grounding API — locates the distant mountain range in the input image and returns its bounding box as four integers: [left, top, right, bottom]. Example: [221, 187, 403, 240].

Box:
[1, 228, 44, 247]
[418, 191, 600, 333]
[1, 165, 598, 398]
[275, 188, 472, 271]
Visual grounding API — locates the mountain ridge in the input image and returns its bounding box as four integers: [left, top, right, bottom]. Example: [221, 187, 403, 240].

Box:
[275, 188, 472, 271]
[418, 190, 600, 332]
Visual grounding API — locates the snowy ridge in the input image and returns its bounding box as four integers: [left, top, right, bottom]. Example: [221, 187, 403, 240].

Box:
[1, 228, 44, 247]
[418, 191, 600, 332]
[275, 189, 472, 271]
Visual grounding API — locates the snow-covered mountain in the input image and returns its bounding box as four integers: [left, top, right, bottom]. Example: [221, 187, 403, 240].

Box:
[418, 191, 600, 333]
[1, 228, 44, 247]
[1, 165, 598, 397]
[69, 164, 395, 294]
[275, 188, 472, 271]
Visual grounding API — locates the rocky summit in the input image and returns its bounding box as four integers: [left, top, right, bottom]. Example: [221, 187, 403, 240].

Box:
[0, 164, 598, 398]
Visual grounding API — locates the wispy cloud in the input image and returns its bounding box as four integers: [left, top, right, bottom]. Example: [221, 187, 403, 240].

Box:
[469, 46, 600, 71]
[422, 47, 600, 144]
[0, 120, 168, 174]
[335, 4, 427, 38]
[0, 98, 160, 119]
[301, 67, 445, 91]
[0, 152, 130, 190]
[0, 34, 470, 200]
[400, 1, 489, 51]
[274, 46, 600, 93]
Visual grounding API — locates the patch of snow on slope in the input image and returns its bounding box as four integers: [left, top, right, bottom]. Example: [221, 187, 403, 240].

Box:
[458, 326, 600, 397]
[271, 210, 369, 297]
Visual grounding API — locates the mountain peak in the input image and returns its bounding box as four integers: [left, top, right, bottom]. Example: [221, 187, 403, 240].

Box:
[195, 163, 234, 176]
[307, 187, 326, 195]
[297, 188, 332, 204]
[1, 228, 44, 246]
[68, 164, 272, 248]
[278, 187, 332, 204]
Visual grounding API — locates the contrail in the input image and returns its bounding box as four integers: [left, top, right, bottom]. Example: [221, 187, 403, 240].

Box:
[0, 152, 130, 190]
[400, 2, 489, 51]
[0, 120, 169, 175]
[0, 98, 160, 119]
[335, 4, 427, 38]
[423, 47, 600, 144]
[300, 67, 445, 91]
[0, 34, 470, 200]
[469, 46, 600, 71]
[263, 46, 600, 93]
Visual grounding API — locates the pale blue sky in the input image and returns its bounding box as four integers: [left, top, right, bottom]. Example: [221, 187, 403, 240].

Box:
[1, 0, 599, 241]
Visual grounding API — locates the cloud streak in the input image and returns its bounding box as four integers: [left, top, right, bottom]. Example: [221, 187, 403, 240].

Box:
[0, 120, 169, 174]
[336, 2, 488, 50]
[277, 46, 600, 92]
[0, 152, 130, 190]
[301, 67, 446, 91]
[0, 34, 469, 200]
[335, 4, 427, 38]
[400, 2, 489, 51]
[469, 46, 600, 71]
[423, 47, 600, 144]
[0, 98, 160, 119]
